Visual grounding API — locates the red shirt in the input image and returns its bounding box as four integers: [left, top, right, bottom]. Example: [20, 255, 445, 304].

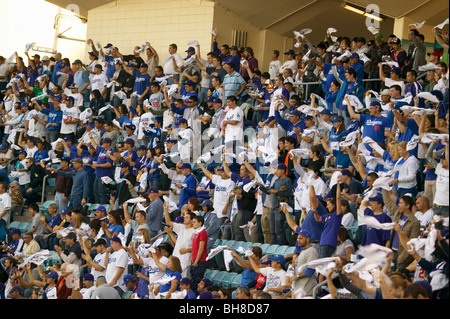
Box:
[191, 229, 208, 262]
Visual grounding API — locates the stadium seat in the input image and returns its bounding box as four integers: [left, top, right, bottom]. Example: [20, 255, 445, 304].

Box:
[238, 241, 253, 250]
[284, 246, 297, 255]
[250, 242, 262, 248]
[212, 271, 228, 286]
[8, 221, 21, 232]
[204, 269, 219, 281]
[274, 245, 289, 255]
[220, 272, 238, 289]
[230, 273, 242, 288]
[264, 244, 279, 255]
[89, 204, 101, 211]
[349, 220, 359, 239]
[212, 239, 222, 249]
[230, 241, 245, 250]
[39, 200, 55, 214]
[18, 222, 32, 233]
[259, 243, 271, 254]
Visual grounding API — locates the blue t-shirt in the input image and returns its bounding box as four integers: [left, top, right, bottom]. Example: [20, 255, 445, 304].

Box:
[359, 114, 392, 144]
[159, 269, 182, 293]
[301, 202, 328, 242]
[320, 211, 343, 248]
[361, 208, 392, 246]
[94, 146, 114, 177]
[133, 71, 151, 96]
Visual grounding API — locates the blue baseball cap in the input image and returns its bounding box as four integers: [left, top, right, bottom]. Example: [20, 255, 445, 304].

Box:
[369, 194, 384, 205]
[180, 163, 191, 170]
[390, 67, 401, 75]
[201, 199, 213, 207]
[185, 47, 195, 52]
[0, 143, 9, 150]
[60, 209, 69, 215]
[349, 53, 359, 60]
[269, 254, 286, 266]
[295, 227, 311, 238]
[277, 163, 287, 170]
[284, 49, 295, 55]
[320, 109, 331, 116]
[184, 79, 195, 86]
[46, 271, 59, 280]
[290, 110, 301, 117]
[122, 274, 134, 285]
[212, 98, 222, 104]
[83, 273, 94, 281]
[95, 205, 107, 213]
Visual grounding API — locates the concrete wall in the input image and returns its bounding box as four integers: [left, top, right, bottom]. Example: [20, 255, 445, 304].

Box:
[85, 0, 294, 74]
[86, 0, 215, 63]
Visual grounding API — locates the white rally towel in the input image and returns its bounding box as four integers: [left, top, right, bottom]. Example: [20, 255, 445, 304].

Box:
[362, 215, 395, 230]
[293, 28, 312, 38]
[409, 21, 426, 29]
[206, 245, 229, 261]
[433, 18, 449, 30]
[417, 91, 440, 103]
[418, 62, 441, 72]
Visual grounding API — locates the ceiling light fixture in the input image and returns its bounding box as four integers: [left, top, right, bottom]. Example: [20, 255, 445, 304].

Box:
[344, 3, 384, 21]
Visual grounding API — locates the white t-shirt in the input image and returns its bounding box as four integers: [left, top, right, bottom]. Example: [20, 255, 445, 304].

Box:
[259, 267, 287, 297]
[60, 104, 81, 134]
[163, 53, 184, 75]
[45, 286, 57, 299]
[211, 175, 236, 219]
[299, 177, 329, 212]
[415, 209, 434, 228]
[138, 112, 154, 139]
[224, 106, 244, 143]
[143, 255, 169, 284]
[25, 110, 47, 138]
[434, 163, 449, 206]
[279, 59, 298, 77]
[105, 248, 129, 287]
[269, 60, 282, 80]
[172, 223, 195, 270]
[91, 252, 107, 282]
[0, 192, 12, 223]
[91, 73, 109, 93]
[64, 88, 84, 108]
[80, 286, 96, 299]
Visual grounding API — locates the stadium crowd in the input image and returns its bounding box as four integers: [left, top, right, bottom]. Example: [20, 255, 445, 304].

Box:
[0, 21, 448, 300]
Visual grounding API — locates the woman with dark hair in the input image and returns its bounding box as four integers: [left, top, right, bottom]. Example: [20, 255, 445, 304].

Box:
[314, 182, 344, 258]
[307, 145, 325, 175]
[149, 254, 183, 299]
[101, 209, 125, 245]
[187, 198, 201, 215]
[332, 227, 354, 263]
[340, 199, 355, 229]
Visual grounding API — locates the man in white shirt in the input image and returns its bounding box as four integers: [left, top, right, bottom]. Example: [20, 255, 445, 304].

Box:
[163, 43, 184, 83]
[163, 205, 195, 276]
[414, 196, 435, 229]
[279, 50, 298, 78]
[60, 96, 81, 140]
[197, 163, 235, 222]
[0, 182, 12, 241]
[63, 83, 84, 108]
[222, 95, 244, 152]
[0, 56, 9, 92]
[91, 64, 109, 97]
[269, 50, 282, 80]
[433, 150, 449, 219]
[378, 64, 406, 95]
[82, 238, 108, 283]
[105, 236, 129, 297]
